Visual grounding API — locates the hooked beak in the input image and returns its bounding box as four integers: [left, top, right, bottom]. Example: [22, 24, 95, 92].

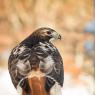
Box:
[51, 31, 61, 40]
[58, 35, 61, 40]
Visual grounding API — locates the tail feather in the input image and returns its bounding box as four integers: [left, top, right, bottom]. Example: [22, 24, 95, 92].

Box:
[28, 76, 50, 95]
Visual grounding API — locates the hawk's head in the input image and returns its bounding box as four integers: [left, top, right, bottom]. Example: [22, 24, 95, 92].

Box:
[31, 27, 61, 42]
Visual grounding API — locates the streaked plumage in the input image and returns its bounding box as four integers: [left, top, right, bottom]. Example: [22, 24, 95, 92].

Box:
[8, 27, 64, 95]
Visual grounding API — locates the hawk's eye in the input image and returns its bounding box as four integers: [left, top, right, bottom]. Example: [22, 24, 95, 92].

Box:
[47, 31, 51, 34]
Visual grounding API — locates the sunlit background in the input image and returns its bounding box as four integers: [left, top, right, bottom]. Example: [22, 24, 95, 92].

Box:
[0, 0, 94, 95]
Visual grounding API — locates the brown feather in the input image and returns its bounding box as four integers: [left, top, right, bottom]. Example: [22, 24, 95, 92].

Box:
[28, 76, 50, 95]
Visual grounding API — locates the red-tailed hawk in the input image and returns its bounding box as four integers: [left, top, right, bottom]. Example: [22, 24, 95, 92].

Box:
[8, 27, 64, 95]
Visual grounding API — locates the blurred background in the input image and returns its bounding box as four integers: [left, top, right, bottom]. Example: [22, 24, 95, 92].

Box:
[0, 0, 94, 95]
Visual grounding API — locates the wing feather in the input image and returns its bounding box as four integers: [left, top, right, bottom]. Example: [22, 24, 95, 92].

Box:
[8, 42, 64, 93]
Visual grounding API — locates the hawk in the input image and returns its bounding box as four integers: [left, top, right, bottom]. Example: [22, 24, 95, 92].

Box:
[8, 27, 64, 95]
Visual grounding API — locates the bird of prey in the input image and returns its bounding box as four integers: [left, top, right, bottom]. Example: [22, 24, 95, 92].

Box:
[8, 27, 64, 95]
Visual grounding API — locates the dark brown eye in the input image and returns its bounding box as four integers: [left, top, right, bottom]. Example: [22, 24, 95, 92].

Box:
[47, 31, 51, 34]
